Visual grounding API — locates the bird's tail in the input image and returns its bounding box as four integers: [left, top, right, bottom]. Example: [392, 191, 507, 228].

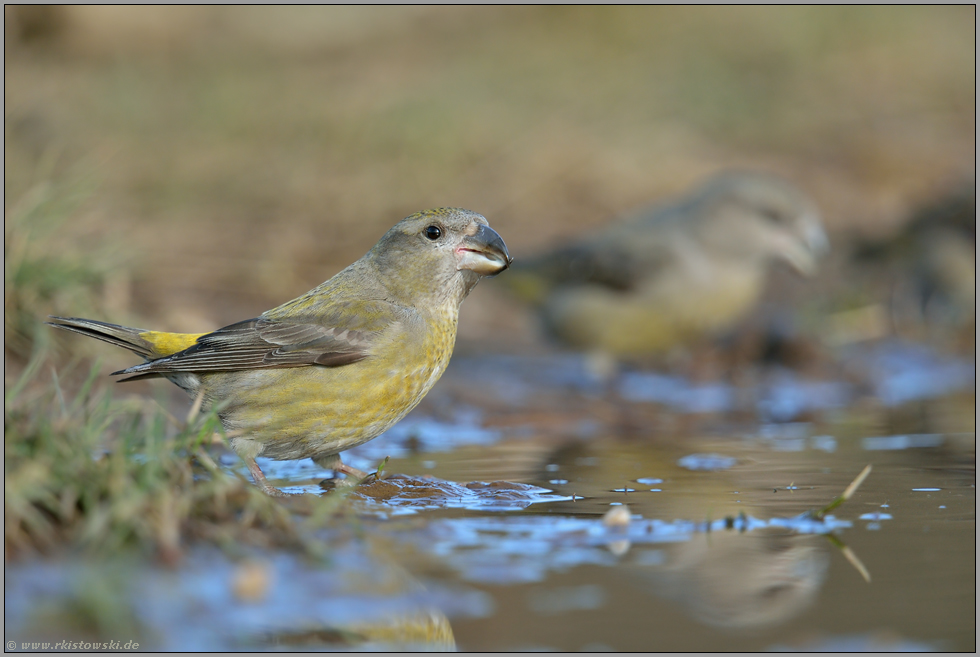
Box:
[46, 316, 203, 361]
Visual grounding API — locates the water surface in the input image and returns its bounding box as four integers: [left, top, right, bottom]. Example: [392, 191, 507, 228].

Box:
[5, 343, 975, 651]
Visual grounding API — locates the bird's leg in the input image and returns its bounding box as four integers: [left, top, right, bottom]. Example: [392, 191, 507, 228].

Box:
[335, 461, 369, 479]
[314, 453, 368, 486]
[242, 456, 287, 497]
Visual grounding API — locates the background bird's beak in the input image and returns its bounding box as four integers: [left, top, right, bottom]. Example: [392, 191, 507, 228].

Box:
[782, 217, 829, 276]
[457, 224, 513, 276]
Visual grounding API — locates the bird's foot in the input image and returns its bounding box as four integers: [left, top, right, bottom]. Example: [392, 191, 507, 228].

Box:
[243, 456, 288, 497]
[259, 483, 289, 497]
[313, 454, 370, 487]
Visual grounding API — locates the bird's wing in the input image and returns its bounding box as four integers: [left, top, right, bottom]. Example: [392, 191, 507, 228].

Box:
[113, 302, 392, 379]
[529, 236, 676, 293]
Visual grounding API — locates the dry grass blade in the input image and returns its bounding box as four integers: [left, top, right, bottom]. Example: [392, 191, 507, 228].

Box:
[814, 464, 873, 519]
[185, 389, 206, 426]
[840, 543, 872, 583]
[841, 464, 874, 502]
[825, 533, 872, 583]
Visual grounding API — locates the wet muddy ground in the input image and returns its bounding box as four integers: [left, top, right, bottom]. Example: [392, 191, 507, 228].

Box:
[6, 342, 974, 651]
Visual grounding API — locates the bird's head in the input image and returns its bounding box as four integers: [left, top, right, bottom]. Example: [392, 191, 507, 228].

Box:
[370, 208, 512, 305]
[696, 172, 829, 276]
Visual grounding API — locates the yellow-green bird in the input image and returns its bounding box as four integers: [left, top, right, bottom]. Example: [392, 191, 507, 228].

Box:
[48, 208, 511, 495]
[505, 172, 828, 357]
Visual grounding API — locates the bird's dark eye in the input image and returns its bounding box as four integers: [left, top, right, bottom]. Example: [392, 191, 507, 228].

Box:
[424, 225, 442, 240]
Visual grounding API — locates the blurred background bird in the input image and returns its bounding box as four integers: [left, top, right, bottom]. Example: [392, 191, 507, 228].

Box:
[504, 172, 829, 363]
[846, 181, 975, 349]
[48, 208, 512, 495]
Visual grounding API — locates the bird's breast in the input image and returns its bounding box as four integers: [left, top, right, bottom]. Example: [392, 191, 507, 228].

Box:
[202, 306, 460, 459]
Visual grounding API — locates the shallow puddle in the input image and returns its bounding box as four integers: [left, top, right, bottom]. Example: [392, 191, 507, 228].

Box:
[5, 542, 479, 651]
[5, 340, 975, 651]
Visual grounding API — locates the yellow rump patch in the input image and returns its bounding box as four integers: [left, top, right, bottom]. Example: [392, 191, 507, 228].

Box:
[138, 331, 207, 358]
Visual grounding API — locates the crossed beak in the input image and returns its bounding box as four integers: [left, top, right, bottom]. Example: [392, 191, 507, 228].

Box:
[456, 223, 513, 276]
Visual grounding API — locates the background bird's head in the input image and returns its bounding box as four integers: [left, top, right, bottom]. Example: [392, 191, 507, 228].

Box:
[694, 172, 829, 276]
[369, 208, 512, 306]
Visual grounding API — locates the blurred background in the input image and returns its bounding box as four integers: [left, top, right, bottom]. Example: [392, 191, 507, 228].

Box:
[5, 5, 975, 370]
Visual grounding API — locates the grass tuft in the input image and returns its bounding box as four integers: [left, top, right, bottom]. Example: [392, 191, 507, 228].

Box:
[4, 345, 339, 563]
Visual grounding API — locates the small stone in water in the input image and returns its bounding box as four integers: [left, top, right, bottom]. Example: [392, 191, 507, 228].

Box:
[603, 505, 631, 528]
[231, 560, 272, 603]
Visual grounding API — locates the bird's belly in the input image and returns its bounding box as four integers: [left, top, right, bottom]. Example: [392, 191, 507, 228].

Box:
[201, 350, 451, 461]
[545, 267, 764, 356]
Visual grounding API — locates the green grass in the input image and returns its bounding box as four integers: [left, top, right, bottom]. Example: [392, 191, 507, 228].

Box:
[4, 339, 349, 562]
[4, 173, 114, 358]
